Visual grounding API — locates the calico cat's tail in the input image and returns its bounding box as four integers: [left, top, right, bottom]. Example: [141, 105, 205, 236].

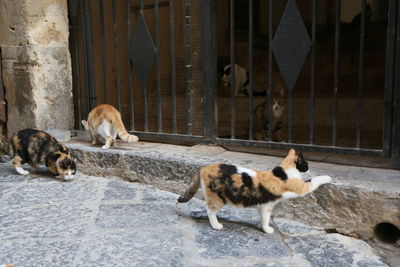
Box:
[113, 113, 139, 143]
[178, 174, 200, 203]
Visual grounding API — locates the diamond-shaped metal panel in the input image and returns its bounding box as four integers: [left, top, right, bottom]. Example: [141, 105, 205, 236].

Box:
[271, 0, 311, 91]
[131, 11, 156, 89]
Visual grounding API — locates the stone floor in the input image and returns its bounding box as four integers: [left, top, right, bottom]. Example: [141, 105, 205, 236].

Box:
[0, 162, 390, 266]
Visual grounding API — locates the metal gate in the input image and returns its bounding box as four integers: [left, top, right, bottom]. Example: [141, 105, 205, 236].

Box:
[68, 0, 400, 168]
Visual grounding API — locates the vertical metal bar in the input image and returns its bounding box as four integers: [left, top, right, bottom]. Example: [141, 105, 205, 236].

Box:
[99, 0, 109, 104]
[248, 0, 254, 140]
[170, 0, 177, 134]
[140, 0, 148, 132]
[332, 0, 341, 146]
[112, 0, 121, 111]
[184, 0, 193, 135]
[78, 1, 90, 115]
[83, 0, 97, 111]
[154, 0, 162, 133]
[390, 0, 400, 166]
[71, 7, 82, 129]
[383, 0, 397, 156]
[202, 0, 217, 140]
[126, 0, 135, 130]
[309, 0, 317, 144]
[356, 0, 367, 148]
[230, 0, 236, 139]
[267, 0, 273, 141]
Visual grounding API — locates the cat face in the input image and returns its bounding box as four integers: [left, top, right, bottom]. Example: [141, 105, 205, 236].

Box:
[280, 149, 308, 173]
[56, 155, 77, 180]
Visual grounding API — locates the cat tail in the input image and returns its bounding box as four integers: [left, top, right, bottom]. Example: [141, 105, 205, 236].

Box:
[178, 174, 200, 203]
[112, 113, 139, 143]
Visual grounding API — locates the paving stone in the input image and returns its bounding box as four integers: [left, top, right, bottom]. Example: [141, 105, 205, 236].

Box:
[4, 182, 99, 207]
[102, 180, 137, 201]
[96, 203, 182, 228]
[286, 233, 388, 267]
[77, 229, 184, 267]
[0, 239, 81, 267]
[0, 204, 92, 239]
[273, 217, 325, 236]
[142, 187, 180, 202]
[194, 222, 290, 260]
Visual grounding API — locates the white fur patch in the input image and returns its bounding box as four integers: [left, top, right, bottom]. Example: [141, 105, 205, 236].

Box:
[282, 192, 299, 199]
[16, 167, 29, 175]
[285, 168, 302, 179]
[236, 166, 257, 177]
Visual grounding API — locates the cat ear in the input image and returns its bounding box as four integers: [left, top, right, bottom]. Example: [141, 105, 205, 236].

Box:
[279, 87, 285, 96]
[288, 148, 296, 155]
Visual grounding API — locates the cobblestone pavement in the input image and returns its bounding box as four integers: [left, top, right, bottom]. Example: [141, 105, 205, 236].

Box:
[0, 162, 389, 266]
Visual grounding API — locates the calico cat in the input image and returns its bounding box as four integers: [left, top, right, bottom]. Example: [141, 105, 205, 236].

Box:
[9, 128, 77, 180]
[252, 87, 285, 142]
[178, 149, 331, 233]
[82, 104, 139, 149]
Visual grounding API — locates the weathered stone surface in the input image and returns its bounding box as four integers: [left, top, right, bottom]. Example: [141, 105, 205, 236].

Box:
[0, 162, 389, 266]
[273, 218, 325, 236]
[78, 230, 185, 267]
[0, 239, 81, 267]
[69, 140, 400, 241]
[0, 0, 73, 135]
[286, 233, 388, 267]
[194, 222, 290, 259]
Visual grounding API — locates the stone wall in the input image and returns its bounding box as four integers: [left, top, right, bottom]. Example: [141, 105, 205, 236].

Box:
[0, 0, 73, 138]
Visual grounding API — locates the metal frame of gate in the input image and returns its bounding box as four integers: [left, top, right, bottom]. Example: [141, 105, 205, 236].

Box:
[68, 0, 400, 168]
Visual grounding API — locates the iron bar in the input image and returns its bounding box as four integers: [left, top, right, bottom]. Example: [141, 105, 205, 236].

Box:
[112, 0, 121, 111]
[309, 0, 317, 144]
[248, 0, 254, 140]
[202, 0, 217, 140]
[332, 0, 341, 146]
[383, 0, 397, 156]
[230, 0, 236, 139]
[184, 0, 193, 135]
[154, 0, 162, 133]
[83, 0, 96, 111]
[216, 138, 384, 157]
[267, 0, 273, 141]
[170, 0, 177, 134]
[71, 5, 82, 129]
[99, 0, 109, 104]
[390, 0, 400, 167]
[356, 0, 367, 148]
[126, 0, 135, 130]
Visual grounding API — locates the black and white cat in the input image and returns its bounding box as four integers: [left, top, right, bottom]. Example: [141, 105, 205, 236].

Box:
[221, 64, 249, 96]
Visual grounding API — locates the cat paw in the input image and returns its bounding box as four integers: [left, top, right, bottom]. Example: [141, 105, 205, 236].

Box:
[16, 167, 29, 175]
[211, 223, 223, 230]
[263, 226, 275, 234]
[313, 175, 332, 184]
[101, 145, 110, 149]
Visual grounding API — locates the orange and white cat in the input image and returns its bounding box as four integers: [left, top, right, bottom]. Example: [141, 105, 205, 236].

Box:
[178, 149, 331, 233]
[82, 104, 139, 149]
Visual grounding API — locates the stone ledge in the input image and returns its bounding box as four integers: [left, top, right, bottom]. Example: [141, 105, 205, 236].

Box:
[66, 136, 400, 240]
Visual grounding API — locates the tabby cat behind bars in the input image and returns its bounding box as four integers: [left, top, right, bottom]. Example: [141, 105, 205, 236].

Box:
[82, 104, 139, 149]
[10, 128, 77, 180]
[178, 149, 331, 233]
[252, 87, 285, 142]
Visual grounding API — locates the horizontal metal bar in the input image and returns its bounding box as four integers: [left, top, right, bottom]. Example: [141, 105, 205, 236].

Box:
[131, 1, 169, 11]
[129, 131, 204, 142]
[216, 138, 384, 157]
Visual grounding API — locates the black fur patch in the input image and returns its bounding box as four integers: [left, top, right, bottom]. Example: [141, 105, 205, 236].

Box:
[241, 173, 253, 188]
[207, 164, 280, 207]
[296, 152, 309, 173]
[272, 166, 287, 180]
